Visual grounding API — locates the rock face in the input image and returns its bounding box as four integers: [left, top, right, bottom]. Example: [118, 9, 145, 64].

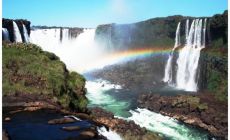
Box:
[68, 28, 84, 38]
[2, 18, 31, 42]
[198, 51, 227, 100]
[90, 55, 166, 91]
[138, 93, 228, 139]
[209, 10, 228, 47]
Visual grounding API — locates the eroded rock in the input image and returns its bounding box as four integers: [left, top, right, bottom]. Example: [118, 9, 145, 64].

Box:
[48, 117, 76, 124]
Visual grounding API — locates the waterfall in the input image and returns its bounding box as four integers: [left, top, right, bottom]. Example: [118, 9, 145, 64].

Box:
[202, 19, 207, 47]
[61, 28, 69, 43]
[176, 19, 206, 91]
[163, 22, 181, 83]
[30, 28, 61, 50]
[164, 19, 207, 92]
[2, 28, 10, 41]
[30, 28, 105, 73]
[13, 21, 22, 42]
[185, 19, 189, 45]
[97, 126, 122, 140]
[22, 24, 30, 43]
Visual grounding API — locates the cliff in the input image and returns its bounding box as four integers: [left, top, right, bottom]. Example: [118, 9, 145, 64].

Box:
[94, 10, 228, 96]
[32, 26, 84, 39]
[2, 42, 88, 112]
[198, 11, 228, 100]
[95, 10, 227, 50]
[2, 18, 31, 42]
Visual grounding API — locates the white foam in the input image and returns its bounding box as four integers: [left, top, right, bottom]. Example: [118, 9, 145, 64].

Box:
[64, 115, 81, 121]
[86, 79, 122, 105]
[86, 79, 130, 117]
[128, 108, 208, 140]
[97, 126, 122, 140]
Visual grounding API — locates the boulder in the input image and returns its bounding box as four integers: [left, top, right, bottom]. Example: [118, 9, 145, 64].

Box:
[48, 117, 76, 124]
[62, 126, 81, 131]
[79, 130, 97, 139]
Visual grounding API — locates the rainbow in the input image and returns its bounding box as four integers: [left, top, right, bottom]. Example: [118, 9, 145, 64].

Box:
[82, 47, 173, 73]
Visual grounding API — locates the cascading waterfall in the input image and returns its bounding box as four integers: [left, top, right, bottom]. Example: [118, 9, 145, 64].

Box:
[61, 28, 69, 43]
[30, 28, 62, 50]
[176, 19, 206, 91]
[30, 28, 105, 73]
[203, 19, 207, 46]
[22, 24, 30, 43]
[97, 127, 122, 140]
[163, 22, 181, 83]
[164, 19, 207, 91]
[13, 21, 22, 42]
[185, 19, 189, 45]
[2, 28, 10, 41]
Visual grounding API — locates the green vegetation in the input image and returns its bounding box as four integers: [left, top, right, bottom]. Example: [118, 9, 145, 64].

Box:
[2, 42, 88, 111]
[95, 16, 184, 50]
[209, 10, 228, 48]
[199, 10, 228, 101]
[172, 96, 208, 111]
[207, 58, 228, 101]
[122, 130, 162, 140]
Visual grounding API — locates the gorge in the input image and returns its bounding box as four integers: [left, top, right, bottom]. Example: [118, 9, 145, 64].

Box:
[2, 10, 228, 140]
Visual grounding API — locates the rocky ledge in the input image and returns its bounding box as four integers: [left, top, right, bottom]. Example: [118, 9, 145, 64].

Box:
[90, 107, 162, 140]
[138, 92, 227, 139]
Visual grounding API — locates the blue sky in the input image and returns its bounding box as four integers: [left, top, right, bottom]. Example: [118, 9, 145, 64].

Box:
[3, 0, 227, 28]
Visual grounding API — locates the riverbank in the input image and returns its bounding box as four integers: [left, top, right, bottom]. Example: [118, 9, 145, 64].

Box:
[3, 105, 163, 140]
[2, 42, 162, 140]
[138, 92, 227, 139]
[90, 107, 162, 140]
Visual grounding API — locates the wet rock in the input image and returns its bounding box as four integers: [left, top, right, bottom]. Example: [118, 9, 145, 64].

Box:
[4, 117, 11, 122]
[75, 113, 91, 120]
[79, 130, 97, 139]
[24, 106, 42, 111]
[90, 107, 162, 140]
[62, 126, 81, 131]
[48, 117, 76, 124]
[80, 130, 96, 137]
[90, 107, 114, 118]
[2, 130, 9, 140]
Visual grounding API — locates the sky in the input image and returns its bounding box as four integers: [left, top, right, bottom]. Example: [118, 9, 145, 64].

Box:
[3, 0, 228, 28]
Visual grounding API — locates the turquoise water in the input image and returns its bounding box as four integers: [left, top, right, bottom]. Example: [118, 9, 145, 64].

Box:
[86, 79, 131, 117]
[85, 78, 214, 140]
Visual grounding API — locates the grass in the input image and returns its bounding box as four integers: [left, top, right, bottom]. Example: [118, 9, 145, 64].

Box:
[3, 42, 88, 111]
